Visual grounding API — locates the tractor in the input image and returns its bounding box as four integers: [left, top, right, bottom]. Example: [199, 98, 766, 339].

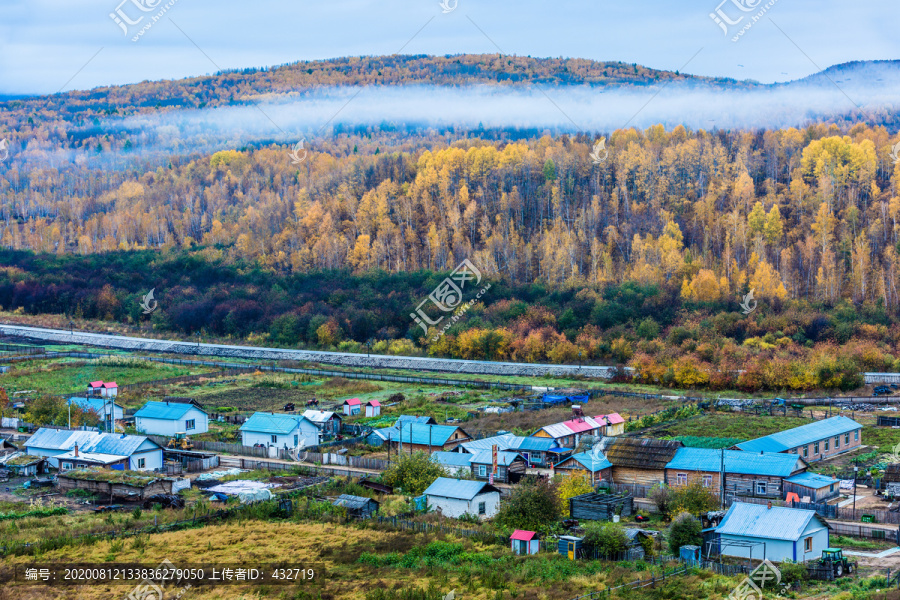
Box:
[818, 548, 854, 578]
[167, 432, 193, 451]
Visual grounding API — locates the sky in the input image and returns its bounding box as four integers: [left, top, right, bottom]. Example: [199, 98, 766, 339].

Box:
[0, 0, 895, 96]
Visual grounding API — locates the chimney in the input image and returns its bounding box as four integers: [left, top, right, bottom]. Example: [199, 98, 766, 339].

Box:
[767, 501, 772, 510]
[74, 443, 79, 458]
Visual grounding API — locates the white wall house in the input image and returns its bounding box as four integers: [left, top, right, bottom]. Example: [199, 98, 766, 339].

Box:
[714, 502, 830, 562]
[240, 412, 320, 448]
[68, 397, 125, 422]
[24, 428, 163, 471]
[134, 401, 209, 436]
[423, 477, 501, 520]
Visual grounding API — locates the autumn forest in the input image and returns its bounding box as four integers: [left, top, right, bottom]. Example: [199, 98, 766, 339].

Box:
[2, 55, 900, 392]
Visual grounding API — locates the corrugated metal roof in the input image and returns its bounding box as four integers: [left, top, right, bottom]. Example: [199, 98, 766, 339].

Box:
[559, 451, 613, 472]
[666, 448, 804, 477]
[602, 413, 625, 425]
[507, 436, 558, 452]
[470, 449, 523, 466]
[240, 412, 307, 434]
[302, 410, 338, 424]
[424, 477, 499, 500]
[538, 423, 577, 439]
[459, 434, 517, 452]
[715, 502, 827, 540]
[332, 494, 378, 509]
[367, 400, 381, 407]
[561, 417, 603, 434]
[56, 450, 127, 464]
[785, 472, 839, 488]
[343, 398, 361, 406]
[68, 397, 122, 414]
[135, 400, 205, 420]
[511, 530, 536, 541]
[431, 451, 474, 467]
[736, 416, 862, 453]
[391, 423, 467, 446]
[25, 428, 157, 456]
[395, 415, 437, 426]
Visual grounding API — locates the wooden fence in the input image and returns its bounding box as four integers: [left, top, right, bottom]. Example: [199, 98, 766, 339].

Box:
[147, 435, 290, 460]
[238, 458, 375, 478]
[726, 495, 900, 526]
[302, 451, 389, 470]
[829, 521, 900, 542]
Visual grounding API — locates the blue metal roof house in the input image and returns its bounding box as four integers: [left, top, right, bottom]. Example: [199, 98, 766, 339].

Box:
[68, 397, 124, 427]
[423, 477, 501, 519]
[665, 448, 808, 499]
[431, 451, 474, 476]
[386, 423, 473, 452]
[784, 472, 841, 503]
[713, 502, 830, 562]
[240, 412, 319, 449]
[735, 416, 862, 461]
[24, 427, 163, 471]
[554, 451, 614, 483]
[135, 400, 209, 437]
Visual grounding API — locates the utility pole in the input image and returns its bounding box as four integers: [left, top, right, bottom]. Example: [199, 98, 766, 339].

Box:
[720, 447, 725, 509]
[853, 459, 859, 515]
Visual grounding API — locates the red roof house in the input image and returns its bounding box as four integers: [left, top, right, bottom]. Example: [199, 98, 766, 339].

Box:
[510, 530, 539, 554]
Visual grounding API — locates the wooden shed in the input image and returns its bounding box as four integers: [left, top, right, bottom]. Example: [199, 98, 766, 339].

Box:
[595, 437, 683, 486]
[558, 535, 584, 560]
[332, 494, 379, 518]
[783, 472, 840, 503]
[569, 492, 634, 521]
[365, 400, 381, 418]
[511, 530, 540, 555]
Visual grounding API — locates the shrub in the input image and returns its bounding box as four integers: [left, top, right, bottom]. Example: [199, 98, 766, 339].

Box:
[381, 451, 446, 495]
[671, 481, 719, 515]
[582, 521, 629, 557]
[649, 483, 675, 518]
[496, 476, 561, 533]
[667, 512, 702, 554]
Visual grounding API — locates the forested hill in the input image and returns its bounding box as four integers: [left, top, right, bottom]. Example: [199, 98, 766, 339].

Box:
[1, 54, 733, 126]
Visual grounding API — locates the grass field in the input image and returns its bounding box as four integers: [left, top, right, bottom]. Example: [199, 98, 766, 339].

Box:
[0, 357, 215, 398]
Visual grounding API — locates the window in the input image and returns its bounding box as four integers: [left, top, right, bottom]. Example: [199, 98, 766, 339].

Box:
[478, 501, 486, 515]
[185, 419, 195, 431]
[855, 431, 859, 441]
[804, 537, 812, 552]
[823, 440, 829, 452]
[137, 458, 145, 469]
[803, 445, 808, 458]
[62, 462, 73, 470]
[271, 434, 277, 443]
[835, 436, 840, 449]
[830, 484, 835, 492]
[294, 435, 299, 446]
[845, 433, 850, 445]
[703, 475, 713, 488]
[756, 481, 767, 495]
[813, 442, 819, 454]
[677, 473, 687, 485]
[479, 465, 487, 477]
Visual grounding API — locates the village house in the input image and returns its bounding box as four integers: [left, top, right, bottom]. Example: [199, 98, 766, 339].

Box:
[24, 428, 163, 471]
[533, 412, 605, 448]
[240, 412, 319, 448]
[68, 397, 124, 423]
[366, 415, 440, 447]
[431, 451, 474, 476]
[469, 449, 527, 483]
[388, 423, 473, 453]
[783, 472, 841, 503]
[455, 433, 561, 468]
[594, 437, 683, 486]
[342, 398, 362, 416]
[134, 400, 209, 436]
[735, 416, 862, 461]
[713, 502, 830, 562]
[423, 477, 501, 519]
[664, 447, 808, 499]
[302, 410, 342, 436]
[56, 445, 130, 471]
[365, 400, 381, 417]
[554, 451, 613, 484]
[597, 413, 625, 436]
[87, 381, 118, 398]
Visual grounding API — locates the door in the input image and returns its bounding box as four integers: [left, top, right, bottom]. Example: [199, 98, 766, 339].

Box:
[567, 542, 575, 560]
[519, 540, 528, 554]
[521, 452, 530, 466]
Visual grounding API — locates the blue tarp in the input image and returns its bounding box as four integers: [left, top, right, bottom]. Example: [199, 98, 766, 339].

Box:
[542, 394, 589, 404]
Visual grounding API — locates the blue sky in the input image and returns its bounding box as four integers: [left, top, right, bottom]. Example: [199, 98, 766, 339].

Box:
[0, 0, 894, 95]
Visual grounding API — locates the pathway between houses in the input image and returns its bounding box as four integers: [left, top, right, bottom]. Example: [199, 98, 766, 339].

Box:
[843, 547, 900, 558]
